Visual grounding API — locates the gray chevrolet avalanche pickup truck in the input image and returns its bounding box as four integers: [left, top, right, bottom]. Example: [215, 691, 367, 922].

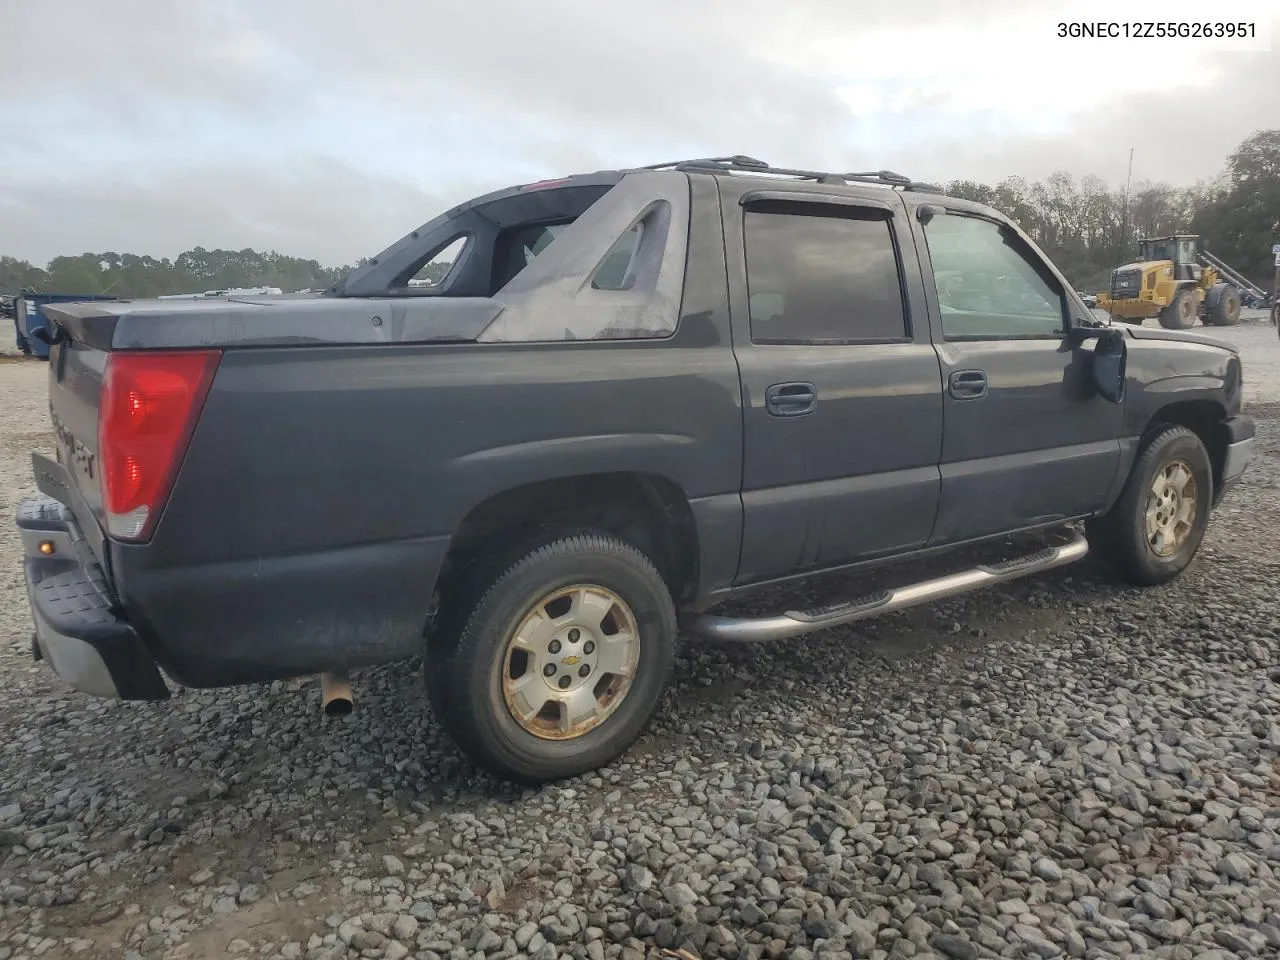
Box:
[18, 156, 1255, 783]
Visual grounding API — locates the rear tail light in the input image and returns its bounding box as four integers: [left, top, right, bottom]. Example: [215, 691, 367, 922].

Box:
[98, 350, 221, 541]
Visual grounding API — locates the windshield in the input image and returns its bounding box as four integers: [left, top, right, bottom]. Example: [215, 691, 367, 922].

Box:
[1141, 239, 1176, 262]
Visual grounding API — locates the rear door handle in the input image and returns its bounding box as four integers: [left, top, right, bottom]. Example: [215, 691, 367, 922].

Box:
[765, 381, 817, 417]
[949, 369, 988, 400]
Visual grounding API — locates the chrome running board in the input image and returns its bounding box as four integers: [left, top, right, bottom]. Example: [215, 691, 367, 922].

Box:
[685, 530, 1089, 643]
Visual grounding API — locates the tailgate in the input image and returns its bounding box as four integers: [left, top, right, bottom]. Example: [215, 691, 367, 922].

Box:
[42, 338, 113, 570]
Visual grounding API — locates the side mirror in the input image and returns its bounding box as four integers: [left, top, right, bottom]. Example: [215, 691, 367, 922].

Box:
[1090, 328, 1126, 403]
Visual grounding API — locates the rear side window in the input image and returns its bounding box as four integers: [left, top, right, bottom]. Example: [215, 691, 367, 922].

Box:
[409, 235, 468, 287]
[744, 204, 909, 344]
[591, 223, 643, 290]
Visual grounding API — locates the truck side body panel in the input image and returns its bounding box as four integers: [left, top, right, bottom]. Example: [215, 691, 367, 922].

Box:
[17, 162, 1255, 709]
[106, 173, 745, 687]
[715, 177, 946, 583]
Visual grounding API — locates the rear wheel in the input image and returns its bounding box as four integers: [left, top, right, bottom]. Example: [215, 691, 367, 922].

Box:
[426, 533, 676, 783]
[1158, 287, 1198, 330]
[1086, 424, 1212, 585]
[1208, 284, 1241, 326]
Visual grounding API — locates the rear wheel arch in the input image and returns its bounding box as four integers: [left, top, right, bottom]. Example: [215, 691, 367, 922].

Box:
[432, 471, 701, 623]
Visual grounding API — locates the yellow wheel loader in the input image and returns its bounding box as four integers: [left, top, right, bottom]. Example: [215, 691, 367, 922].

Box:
[1096, 234, 1254, 330]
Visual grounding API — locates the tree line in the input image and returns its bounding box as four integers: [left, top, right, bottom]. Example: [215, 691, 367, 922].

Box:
[3, 130, 1277, 299]
[943, 129, 1278, 292]
[0, 248, 362, 299]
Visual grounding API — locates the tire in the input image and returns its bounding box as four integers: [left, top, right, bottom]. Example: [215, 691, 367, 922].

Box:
[1207, 284, 1241, 326]
[1157, 287, 1198, 330]
[426, 533, 676, 783]
[1086, 424, 1212, 586]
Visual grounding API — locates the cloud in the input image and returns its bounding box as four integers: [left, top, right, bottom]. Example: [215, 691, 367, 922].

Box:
[1, 0, 1276, 267]
[0, 157, 446, 267]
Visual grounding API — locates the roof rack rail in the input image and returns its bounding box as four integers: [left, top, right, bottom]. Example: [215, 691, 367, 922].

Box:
[639, 155, 941, 193]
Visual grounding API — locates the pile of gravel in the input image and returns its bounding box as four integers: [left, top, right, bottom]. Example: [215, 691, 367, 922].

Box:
[1, 378, 1278, 960]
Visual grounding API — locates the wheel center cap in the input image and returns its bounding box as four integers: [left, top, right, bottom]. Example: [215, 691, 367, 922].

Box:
[540, 628, 600, 692]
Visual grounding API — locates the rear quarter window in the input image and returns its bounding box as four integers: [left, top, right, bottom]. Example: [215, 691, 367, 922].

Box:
[478, 172, 690, 344]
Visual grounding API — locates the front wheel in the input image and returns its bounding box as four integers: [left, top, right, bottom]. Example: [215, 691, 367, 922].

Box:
[1158, 288, 1198, 330]
[427, 533, 676, 783]
[1086, 424, 1212, 586]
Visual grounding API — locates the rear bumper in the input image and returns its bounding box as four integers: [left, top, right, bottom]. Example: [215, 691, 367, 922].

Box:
[17, 495, 169, 701]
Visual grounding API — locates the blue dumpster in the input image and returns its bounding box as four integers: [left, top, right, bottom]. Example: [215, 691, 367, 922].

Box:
[14, 293, 119, 359]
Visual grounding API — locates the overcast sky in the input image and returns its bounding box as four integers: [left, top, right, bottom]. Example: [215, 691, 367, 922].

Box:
[1, 0, 1276, 267]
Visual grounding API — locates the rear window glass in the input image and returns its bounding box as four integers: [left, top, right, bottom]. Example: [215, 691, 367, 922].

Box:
[492, 222, 572, 291]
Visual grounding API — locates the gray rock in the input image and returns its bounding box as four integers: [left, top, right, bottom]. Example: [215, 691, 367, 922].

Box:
[349, 931, 385, 951]
[1013, 924, 1063, 958]
[1084, 844, 1121, 869]
[930, 933, 978, 960]
[474, 929, 503, 952]
[1140, 893, 1176, 922]
[540, 918, 575, 944]
[1217, 853, 1253, 881]
[1213, 929, 1256, 954]
[847, 919, 877, 954]
[391, 915, 418, 941]
[623, 864, 653, 893]
[514, 922, 539, 949]
[664, 883, 698, 909]
[485, 875, 506, 910]
[1034, 858, 1064, 882]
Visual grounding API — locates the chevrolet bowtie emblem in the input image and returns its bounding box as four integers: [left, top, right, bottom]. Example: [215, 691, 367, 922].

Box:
[562, 655, 581, 666]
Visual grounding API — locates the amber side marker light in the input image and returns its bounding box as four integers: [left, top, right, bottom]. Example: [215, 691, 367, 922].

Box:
[39, 541, 55, 555]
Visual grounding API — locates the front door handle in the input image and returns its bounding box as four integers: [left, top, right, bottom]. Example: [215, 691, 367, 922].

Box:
[949, 369, 988, 400]
[765, 381, 817, 417]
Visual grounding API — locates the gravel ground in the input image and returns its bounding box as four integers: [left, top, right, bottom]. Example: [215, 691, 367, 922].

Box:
[2, 313, 1279, 960]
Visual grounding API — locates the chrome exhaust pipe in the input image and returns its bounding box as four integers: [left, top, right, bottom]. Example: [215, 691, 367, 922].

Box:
[320, 671, 353, 716]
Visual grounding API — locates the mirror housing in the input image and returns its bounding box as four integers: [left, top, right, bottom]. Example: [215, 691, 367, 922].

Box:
[1088, 328, 1127, 403]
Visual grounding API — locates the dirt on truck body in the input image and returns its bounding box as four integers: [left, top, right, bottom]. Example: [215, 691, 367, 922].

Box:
[18, 156, 1255, 783]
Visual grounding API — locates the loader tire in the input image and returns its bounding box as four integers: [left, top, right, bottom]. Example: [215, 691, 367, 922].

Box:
[1158, 287, 1198, 330]
[1207, 284, 1241, 326]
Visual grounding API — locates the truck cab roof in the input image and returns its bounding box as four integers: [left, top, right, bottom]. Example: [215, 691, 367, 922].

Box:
[327, 156, 1015, 303]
